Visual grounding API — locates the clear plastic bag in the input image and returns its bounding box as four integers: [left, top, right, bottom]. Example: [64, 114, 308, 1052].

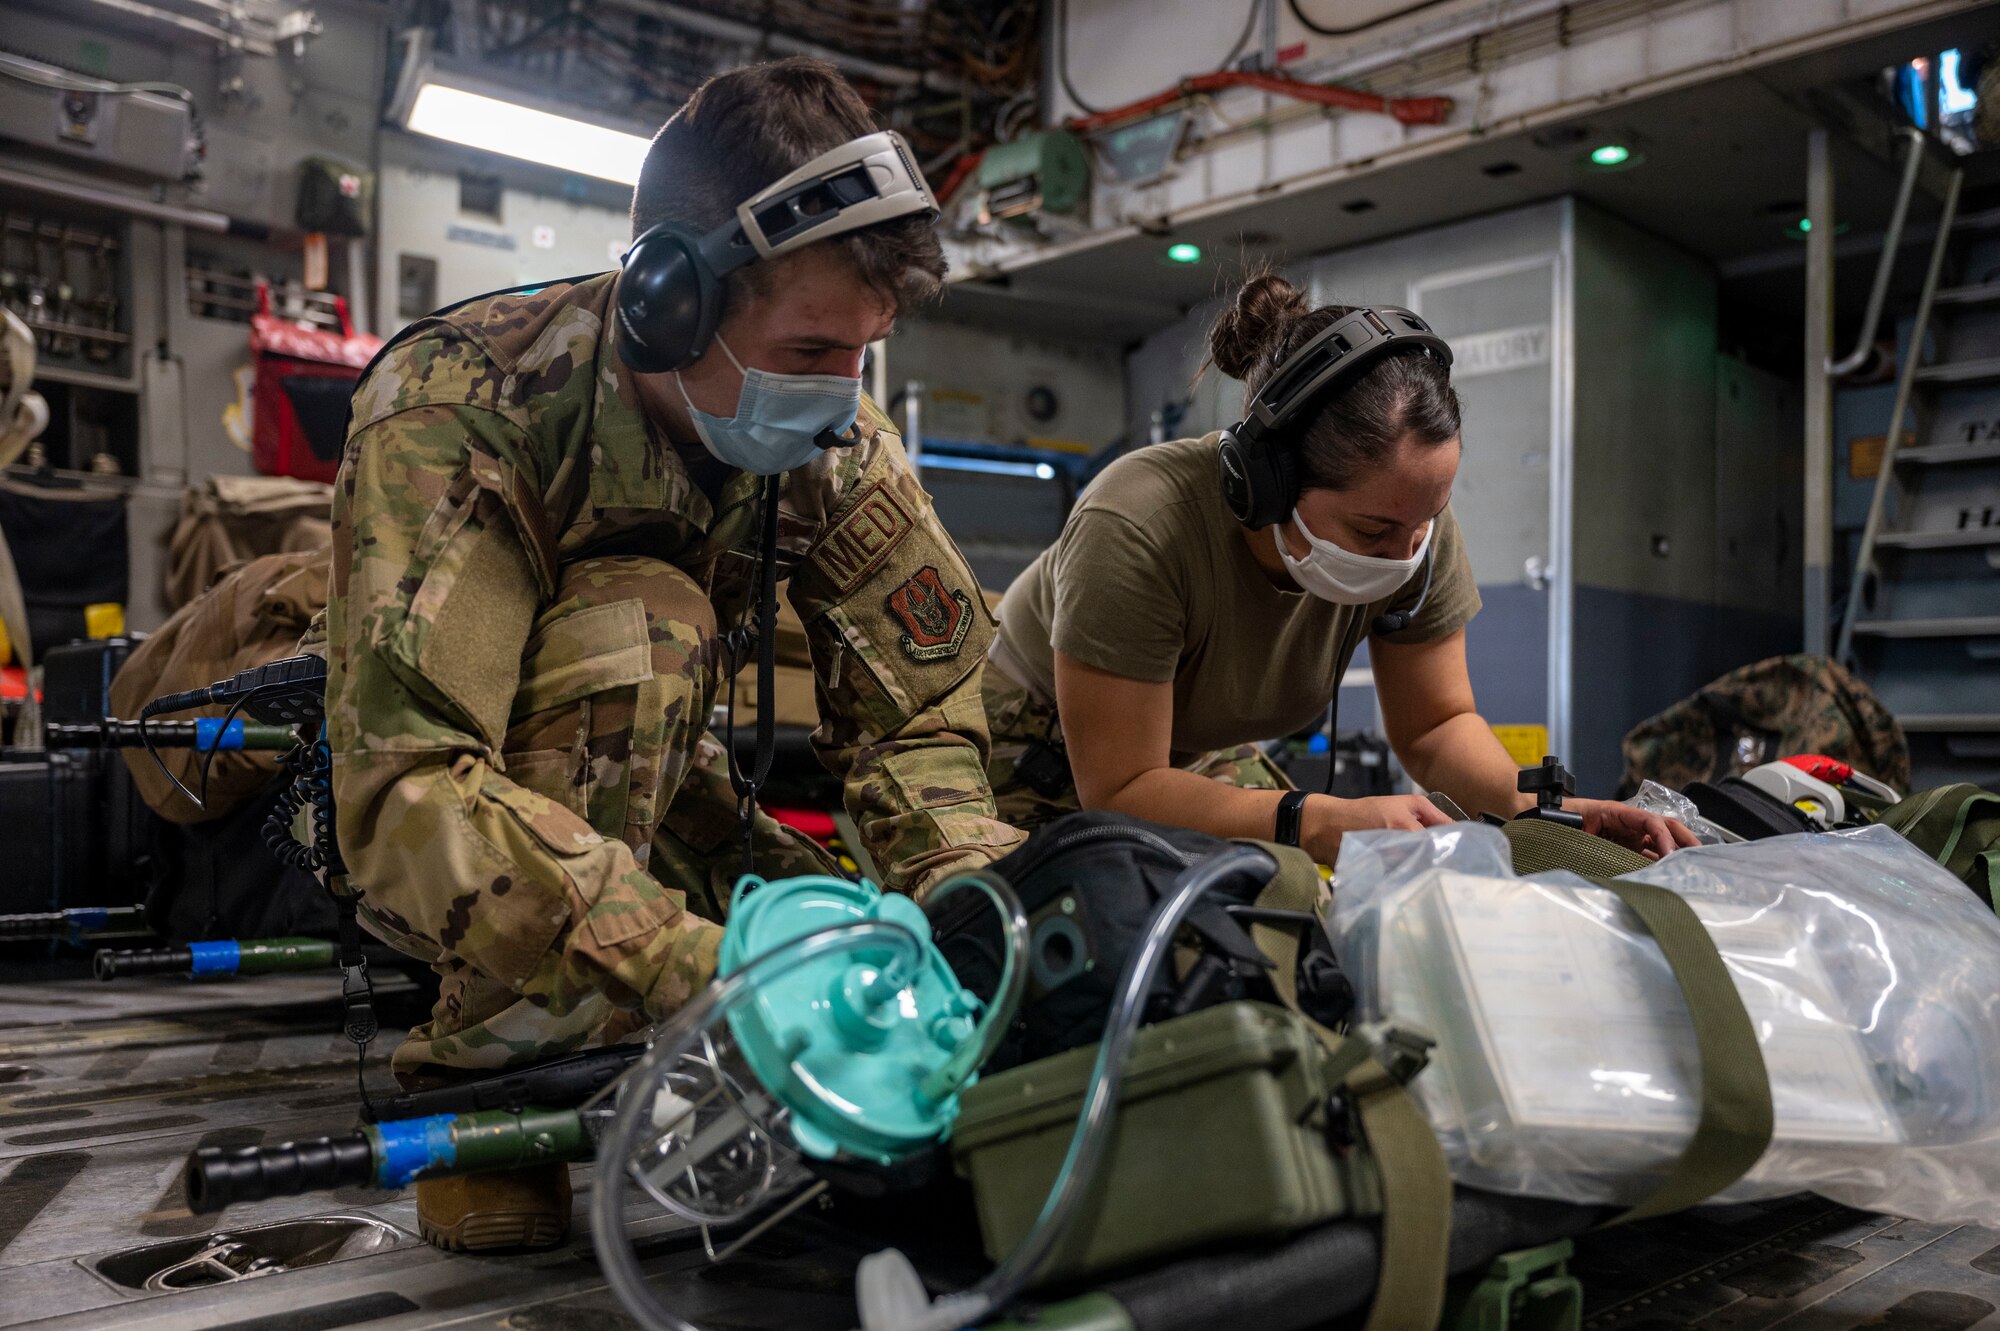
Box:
[1625, 779, 1734, 844]
[1329, 823, 2000, 1223]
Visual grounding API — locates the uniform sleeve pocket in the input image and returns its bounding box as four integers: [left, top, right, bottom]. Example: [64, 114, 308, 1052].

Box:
[820, 602, 917, 733]
[512, 600, 652, 719]
[373, 480, 540, 750]
[477, 771, 678, 952]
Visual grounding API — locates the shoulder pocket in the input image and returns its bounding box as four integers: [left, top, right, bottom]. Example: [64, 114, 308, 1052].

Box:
[374, 478, 540, 751]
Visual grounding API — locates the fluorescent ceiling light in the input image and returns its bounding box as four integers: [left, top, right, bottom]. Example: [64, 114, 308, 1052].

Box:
[404, 83, 651, 185]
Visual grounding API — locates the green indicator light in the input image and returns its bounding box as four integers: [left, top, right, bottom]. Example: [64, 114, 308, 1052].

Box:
[1165, 242, 1202, 264]
[1796, 217, 1811, 232]
[1589, 144, 1631, 166]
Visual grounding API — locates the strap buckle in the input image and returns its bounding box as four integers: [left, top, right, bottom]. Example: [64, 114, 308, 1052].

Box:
[340, 957, 378, 1046]
[1359, 1020, 1436, 1086]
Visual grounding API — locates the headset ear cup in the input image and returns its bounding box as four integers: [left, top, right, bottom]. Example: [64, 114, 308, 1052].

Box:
[1216, 432, 1255, 525]
[614, 225, 719, 374]
[1219, 428, 1293, 530]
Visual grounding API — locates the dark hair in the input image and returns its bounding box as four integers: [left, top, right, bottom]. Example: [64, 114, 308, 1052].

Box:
[631, 58, 946, 312]
[1208, 270, 1462, 491]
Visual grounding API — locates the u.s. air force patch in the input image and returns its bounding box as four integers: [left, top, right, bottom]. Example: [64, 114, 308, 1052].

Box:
[888, 565, 972, 661]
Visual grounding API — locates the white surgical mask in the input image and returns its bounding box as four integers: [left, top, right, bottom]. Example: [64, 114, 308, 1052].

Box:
[1275, 507, 1431, 605]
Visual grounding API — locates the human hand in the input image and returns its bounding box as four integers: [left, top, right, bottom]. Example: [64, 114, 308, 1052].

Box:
[1565, 797, 1700, 859]
[1301, 793, 1452, 866]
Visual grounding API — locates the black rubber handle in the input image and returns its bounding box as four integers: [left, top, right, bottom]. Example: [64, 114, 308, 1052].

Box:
[94, 946, 193, 980]
[186, 1134, 374, 1213]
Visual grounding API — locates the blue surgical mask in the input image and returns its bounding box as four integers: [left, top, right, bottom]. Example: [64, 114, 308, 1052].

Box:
[675, 335, 860, 476]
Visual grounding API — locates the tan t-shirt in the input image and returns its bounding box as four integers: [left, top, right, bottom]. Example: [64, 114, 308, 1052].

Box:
[991, 435, 1481, 759]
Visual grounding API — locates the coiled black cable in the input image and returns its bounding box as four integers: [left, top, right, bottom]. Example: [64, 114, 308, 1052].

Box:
[262, 737, 333, 872]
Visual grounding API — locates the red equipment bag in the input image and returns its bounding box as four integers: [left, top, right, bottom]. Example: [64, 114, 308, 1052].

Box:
[249, 283, 383, 483]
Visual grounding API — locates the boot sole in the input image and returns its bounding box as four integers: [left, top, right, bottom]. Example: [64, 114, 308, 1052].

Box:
[418, 1210, 569, 1253]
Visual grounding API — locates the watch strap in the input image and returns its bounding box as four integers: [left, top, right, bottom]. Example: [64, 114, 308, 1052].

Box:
[1274, 789, 1310, 847]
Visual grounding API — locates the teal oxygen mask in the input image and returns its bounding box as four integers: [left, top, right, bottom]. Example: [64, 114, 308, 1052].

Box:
[593, 870, 1028, 1290]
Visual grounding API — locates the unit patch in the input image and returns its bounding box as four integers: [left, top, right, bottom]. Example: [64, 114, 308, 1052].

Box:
[814, 482, 915, 595]
[888, 566, 973, 662]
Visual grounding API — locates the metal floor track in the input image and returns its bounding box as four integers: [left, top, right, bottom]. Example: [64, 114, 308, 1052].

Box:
[0, 963, 866, 1331]
[4, 964, 1999, 1330]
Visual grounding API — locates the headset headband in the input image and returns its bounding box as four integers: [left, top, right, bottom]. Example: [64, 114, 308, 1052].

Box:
[677, 130, 939, 281]
[1234, 304, 1452, 449]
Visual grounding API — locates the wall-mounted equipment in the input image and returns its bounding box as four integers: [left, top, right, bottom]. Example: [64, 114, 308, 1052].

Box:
[0, 52, 198, 183]
[296, 157, 374, 238]
[384, 30, 652, 185]
[1091, 109, 1189, 185]
[977, 131, 1091, 224]
[0, 213, 130, 377]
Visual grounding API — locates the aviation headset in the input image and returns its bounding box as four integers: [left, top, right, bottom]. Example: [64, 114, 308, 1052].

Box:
[1213, 302, 1453, 635]
[349, 129, 937, 397]
[613, 129, 938, 375]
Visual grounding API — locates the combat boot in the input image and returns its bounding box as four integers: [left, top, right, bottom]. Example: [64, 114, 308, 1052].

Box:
[415, 1163, 572, 1252]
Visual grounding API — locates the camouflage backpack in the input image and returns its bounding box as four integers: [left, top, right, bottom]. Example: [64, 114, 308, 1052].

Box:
[1620, 654, 1909, 796]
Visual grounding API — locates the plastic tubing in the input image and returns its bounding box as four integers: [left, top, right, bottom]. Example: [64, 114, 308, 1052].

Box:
[592, 920, 930, 1331]
[918, 869, 1031, 1104]
[956, 843, 1277, 1323]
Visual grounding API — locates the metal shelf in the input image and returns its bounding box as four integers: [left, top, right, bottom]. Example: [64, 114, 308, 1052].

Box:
[1896, 441, 2000, 466]
[1897, 714, 2000, 733]
[1914, 356, 2000, 386]
[1849, 615, 2000, 639]
[1874, 527, 2000, 550]
[1931, 281, 2000, 308]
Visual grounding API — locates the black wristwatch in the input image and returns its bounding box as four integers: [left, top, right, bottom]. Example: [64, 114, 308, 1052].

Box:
[1274, 790, 1310, 847]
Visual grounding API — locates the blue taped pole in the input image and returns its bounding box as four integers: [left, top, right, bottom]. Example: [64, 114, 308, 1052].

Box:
[194, 718, 249, 751]
[187, 939, 242, 977]
[372, 1115, 459, 1189]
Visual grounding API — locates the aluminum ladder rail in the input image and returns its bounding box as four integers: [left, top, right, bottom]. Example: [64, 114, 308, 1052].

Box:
[1832, 166, 1966, 669]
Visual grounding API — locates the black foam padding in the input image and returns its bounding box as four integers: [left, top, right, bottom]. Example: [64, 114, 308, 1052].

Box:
[1105, 1189, 1602, 1331]
[186, 1133, 375, 1213]
[93, 945, 193, 980]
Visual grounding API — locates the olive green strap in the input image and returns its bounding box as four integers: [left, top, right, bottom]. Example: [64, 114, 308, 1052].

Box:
[1936, 793, 2000, 912]
[1939, 794, 2000, 866]
[1502, 818, 1651, 877]
[1240, 839, 1322, 1002]
[1586, 875, 1774, 1224]
[1345, 1053, 1453, 1331]
[1248, 845, 1451, 1331]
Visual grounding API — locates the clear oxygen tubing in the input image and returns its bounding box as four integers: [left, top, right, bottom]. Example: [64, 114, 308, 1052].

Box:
[593, 920, 929, 1331]
[890, 843, 1281, 1331]
[592, 864, 1034, 1331]
[918, 870, 1031, 1104]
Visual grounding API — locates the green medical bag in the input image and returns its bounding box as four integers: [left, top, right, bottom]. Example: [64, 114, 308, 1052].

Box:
[949, 1000, 1382, 1283]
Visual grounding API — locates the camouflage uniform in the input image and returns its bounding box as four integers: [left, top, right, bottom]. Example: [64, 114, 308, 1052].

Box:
[327, 272, 1023, 1076]
[1620, 653, 1910, 795]
[981, 661, 1292, 833]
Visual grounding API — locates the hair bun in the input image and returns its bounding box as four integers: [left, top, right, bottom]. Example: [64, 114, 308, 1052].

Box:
[1209, 271, 1308, 381]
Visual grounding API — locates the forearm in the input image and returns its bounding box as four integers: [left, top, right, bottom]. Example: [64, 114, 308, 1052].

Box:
[830, 685, 1026, 897]
[1092, 763, 1289, 842]
[1395, 711, 1531, 818]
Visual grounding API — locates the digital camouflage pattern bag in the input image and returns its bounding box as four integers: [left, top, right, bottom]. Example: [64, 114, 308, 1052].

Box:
[1620, 654, 1909, 796]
